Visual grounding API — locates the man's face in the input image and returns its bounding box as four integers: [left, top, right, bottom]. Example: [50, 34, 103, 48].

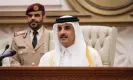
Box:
[57, 23, 75, 48]
[27, 11, 44, 30]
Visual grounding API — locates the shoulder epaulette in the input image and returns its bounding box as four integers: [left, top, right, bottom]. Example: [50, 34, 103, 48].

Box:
[14, 30, 28, 38]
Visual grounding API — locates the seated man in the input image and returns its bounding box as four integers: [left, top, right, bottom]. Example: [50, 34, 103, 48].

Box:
[39, 16, 103, 67]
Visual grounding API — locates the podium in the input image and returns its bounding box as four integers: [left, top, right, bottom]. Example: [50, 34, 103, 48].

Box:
[0, 67, 133, 80]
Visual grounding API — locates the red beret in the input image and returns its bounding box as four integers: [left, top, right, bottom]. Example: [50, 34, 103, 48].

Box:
[26, 3, 45, 15]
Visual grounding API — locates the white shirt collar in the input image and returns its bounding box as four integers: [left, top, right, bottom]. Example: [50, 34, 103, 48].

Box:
[30, 26, 43, 35]
[60, 44, 76, 56]
[29, 26, 43, 41]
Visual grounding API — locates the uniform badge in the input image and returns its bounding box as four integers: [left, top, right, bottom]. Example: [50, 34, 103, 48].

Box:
[33, 5, 39, 11]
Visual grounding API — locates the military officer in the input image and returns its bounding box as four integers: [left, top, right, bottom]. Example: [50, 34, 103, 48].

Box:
[10, 3, 50, 66]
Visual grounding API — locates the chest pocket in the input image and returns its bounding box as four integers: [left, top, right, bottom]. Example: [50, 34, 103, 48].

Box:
[18, 46, 28, 55]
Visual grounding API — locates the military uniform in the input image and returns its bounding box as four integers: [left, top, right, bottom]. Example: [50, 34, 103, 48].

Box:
[10, 27, 50, 66]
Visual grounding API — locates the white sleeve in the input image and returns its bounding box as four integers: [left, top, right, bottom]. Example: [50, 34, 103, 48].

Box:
[88, 46, 103, 67]
[39, 50, 54, 67]
[2, 57, 10, 66]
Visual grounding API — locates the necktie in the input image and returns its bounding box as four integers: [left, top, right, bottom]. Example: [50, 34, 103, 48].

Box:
[32, 31, 38, 48]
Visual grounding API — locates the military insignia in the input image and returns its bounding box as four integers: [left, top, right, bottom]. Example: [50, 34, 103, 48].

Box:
[33, 5, 39, 11]
[14, 30, 27, 38]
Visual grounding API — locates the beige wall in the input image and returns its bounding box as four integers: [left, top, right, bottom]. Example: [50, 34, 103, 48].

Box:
[0, 0, 133, 66]
[0, 0, 71, 11]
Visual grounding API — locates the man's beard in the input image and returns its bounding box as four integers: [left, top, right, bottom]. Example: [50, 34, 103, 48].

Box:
[29, 21, 42, 31]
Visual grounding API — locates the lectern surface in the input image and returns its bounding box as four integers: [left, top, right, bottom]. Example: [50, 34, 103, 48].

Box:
[0, 67, 133, 80]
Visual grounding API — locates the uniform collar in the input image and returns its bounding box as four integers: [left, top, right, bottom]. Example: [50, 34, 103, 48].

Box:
[29, 26, 43, 36]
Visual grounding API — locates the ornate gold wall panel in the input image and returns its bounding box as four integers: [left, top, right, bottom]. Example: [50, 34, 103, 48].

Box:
[77, 0, 133, 15]
[0, 0, 133, 26]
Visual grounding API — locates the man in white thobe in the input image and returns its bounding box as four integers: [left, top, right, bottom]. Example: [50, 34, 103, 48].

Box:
[39, 16, 103, 67]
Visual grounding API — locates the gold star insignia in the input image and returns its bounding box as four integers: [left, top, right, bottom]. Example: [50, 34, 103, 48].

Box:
[33, 5, 39, 11]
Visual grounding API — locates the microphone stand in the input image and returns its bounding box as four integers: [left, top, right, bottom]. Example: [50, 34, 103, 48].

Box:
[0, 61, 2, 66]
[0, 57, 4, 66]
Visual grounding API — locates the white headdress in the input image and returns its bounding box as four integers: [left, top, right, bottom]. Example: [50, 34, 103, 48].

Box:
[53, 16, 89, 66]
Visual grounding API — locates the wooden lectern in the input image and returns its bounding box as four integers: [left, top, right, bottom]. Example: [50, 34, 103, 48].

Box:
[0, 67, 133, 80]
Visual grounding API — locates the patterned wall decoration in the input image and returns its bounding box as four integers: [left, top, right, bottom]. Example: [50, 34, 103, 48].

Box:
[77, 0, 133, 15]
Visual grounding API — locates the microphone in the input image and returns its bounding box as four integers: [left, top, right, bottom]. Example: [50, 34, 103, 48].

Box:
[0, 50, 16, 66]
[0, 44, 16, 66]
[0, 50, 16, 59]
[2, 44, 10, 55]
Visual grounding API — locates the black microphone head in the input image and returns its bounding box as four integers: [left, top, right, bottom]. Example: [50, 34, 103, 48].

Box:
[5, 44, 9, 50]
[2, 44, 10, 55]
